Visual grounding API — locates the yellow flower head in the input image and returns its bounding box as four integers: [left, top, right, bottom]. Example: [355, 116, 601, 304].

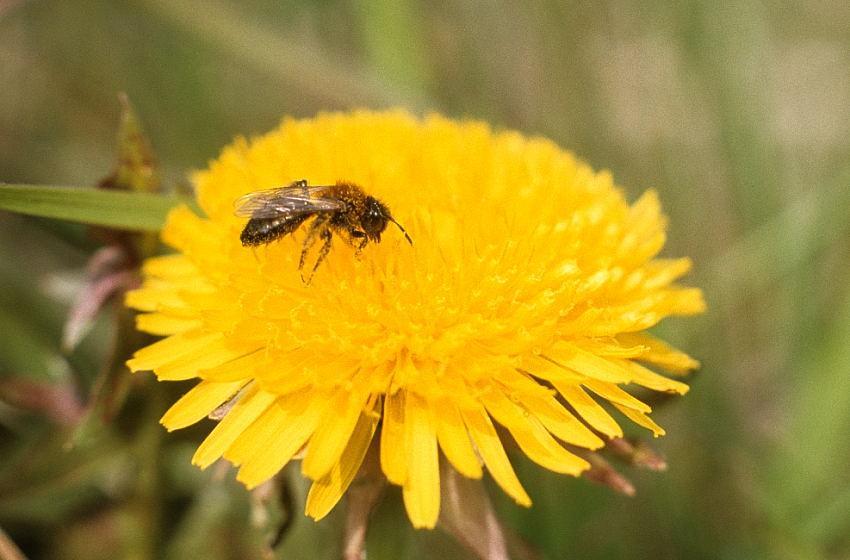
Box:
[126, 110, 705, 528]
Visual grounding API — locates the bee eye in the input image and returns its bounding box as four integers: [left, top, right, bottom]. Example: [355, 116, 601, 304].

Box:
[361, 202, 387, 233]
[361, 212, 383, 233]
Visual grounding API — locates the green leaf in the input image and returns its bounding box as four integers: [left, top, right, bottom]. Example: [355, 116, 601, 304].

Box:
[0, 184, 181, 231]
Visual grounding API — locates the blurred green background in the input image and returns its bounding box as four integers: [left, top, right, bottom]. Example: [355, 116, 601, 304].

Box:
[2, 1, 850, 559]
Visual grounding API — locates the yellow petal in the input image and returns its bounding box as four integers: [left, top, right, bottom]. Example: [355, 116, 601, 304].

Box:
[136, 313, 201, 336]
[302, 389, 367, 480]
[141, 254, 199, 279]
[621, 360, 690, 394]
[161, 205, 222, 254]
[380, 389, 408, 484]
[546, 343, 632, 384]
[192, 386, 276, 468]
[493, 367, 559, 401]
[461, 405, 531, 507]
[126, 330, 218, 372]
[160, 379, 246, 431]
[623, 190, 665, 261]
[236, 393, 323, 488]
[224, 392, 319, 471]
[434, 398, 482, 479]
[483, 391, 588, 476]
[514, 392, 604, 449]
[553, 382, 623, 438]
[613, 403, 666, 437]
[661, 288, 707, 316]
[573, 338, 647, 359]
[153, 338, 259, 382]
[520, 354, 584, 383]
[582, 379, 652, 413]
[125, 285, 185, 312]
[305, 410, 377, 521]
[616, 332, 700, 375]
[641, 257, 693, 290]
[402, 393, 440, 529]
[198, 350, 267, 382]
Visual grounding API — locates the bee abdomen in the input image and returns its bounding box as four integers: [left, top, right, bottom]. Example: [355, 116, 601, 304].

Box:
[240, 215, 310, 246]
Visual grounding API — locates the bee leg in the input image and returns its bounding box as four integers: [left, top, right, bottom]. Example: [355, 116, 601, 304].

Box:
[303, 228, 333, 285]
[298, 216, 330, 272]
[354, 237, 368, 258]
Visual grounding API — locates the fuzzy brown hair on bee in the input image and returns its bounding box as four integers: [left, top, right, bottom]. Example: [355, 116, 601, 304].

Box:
[234, 179, 413, 283]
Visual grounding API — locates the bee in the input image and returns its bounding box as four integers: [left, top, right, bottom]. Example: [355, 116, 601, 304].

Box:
[234, 179, 413, 282]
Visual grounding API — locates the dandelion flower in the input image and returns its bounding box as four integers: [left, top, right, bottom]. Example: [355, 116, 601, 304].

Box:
[126, 110, 705, 529]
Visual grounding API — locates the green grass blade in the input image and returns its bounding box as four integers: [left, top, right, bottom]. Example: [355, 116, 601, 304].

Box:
[0, 184, 180, 231]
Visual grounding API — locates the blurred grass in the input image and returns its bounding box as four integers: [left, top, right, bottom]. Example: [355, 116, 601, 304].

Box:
[2, 1, 850, 559]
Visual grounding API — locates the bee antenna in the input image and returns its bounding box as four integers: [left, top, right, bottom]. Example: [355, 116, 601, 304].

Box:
[390, 217, 413, 245]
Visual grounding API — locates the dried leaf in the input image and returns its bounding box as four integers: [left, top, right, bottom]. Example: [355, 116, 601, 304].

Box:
[607, 437, 667, 471]
[68, 311, 146, 447]
[343, 443, 384, 560]
[101, 93, 160, 195]
[62, 246, 137, 352]
[581, 453, 635, 497]
[0, 377, 83, 425]
[92, 93, 163, 259]
[0, 526, 28, 560]
[438, 460, 510, 560]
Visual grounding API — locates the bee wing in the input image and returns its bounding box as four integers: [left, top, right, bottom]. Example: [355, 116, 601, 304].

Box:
[233, 184, 343, 218]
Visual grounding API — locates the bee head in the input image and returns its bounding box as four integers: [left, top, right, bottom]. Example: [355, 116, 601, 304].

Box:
[361, 196, 390, 241]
